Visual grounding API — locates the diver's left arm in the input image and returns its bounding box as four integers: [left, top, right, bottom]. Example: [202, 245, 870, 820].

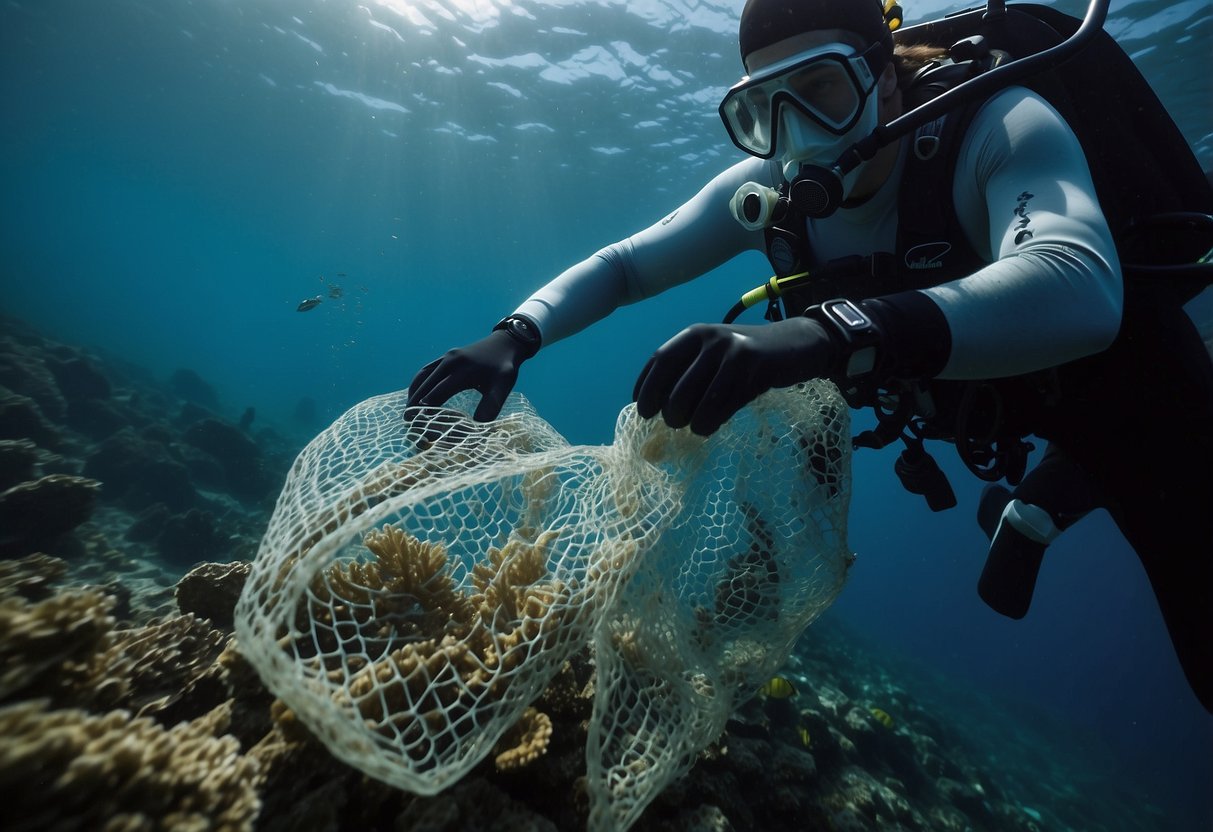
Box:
[918, 87, 1122, 378]
[633, 89, 1123, 436]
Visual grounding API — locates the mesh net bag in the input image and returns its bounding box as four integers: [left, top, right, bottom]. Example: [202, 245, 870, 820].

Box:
[587, 389, 852, 830]
[235, 381, 853, 829]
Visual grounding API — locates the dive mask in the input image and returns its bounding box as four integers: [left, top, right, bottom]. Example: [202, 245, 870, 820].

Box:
[719, 41, 887, 159]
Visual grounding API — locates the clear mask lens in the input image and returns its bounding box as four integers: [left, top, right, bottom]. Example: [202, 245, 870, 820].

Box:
[719, 42, 881, 159]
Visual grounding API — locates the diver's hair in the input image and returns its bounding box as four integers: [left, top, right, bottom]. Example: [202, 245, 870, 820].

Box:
[891, 43, 950, 88]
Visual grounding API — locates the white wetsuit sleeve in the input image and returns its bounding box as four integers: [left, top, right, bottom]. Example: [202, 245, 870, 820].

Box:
[513, 157, 774, 345]
[923, 88, 1122, 379]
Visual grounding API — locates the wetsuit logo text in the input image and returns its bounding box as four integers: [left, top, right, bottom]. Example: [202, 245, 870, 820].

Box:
[1013, 191, 1035, 244]
[905, 241, 951, 270]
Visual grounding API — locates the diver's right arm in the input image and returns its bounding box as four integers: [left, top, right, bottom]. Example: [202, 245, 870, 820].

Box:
[408, 156, 773, 419]
[512, 156, 774, 345]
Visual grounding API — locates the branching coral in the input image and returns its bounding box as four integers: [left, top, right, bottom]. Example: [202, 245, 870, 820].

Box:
[471, 529, 562, 628]
[273, 522, 582, 780]
[0, 699, 260, 832]
[0, 552, 68, 601]
[494, 706, 554, 772]
[82, 613, 231, 718]
[0, 588, 115, 704]
[300, 527, 477, 665]
[0, 583, 231, 724]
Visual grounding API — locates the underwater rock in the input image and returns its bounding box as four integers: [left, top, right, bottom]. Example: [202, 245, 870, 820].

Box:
[0, 437, 38, 490]
[936, 776, 995, 824]
[0, 474, 100, 557]
[157, 507, 228, 567]
[929, 803, 976, 832]
[182, 416, 258, 464]
[84, 427, 198, 511]
[674, 805, 734, 832]
[47, 354, 111, 401]
[177, 399, 216, 427]
[828, 807, 870, 832]
[125, 502, 171, 542]
[182, 418, 270, 502]
[178, 443, 230, 491]
[0, 341, 67, 422]
[176, 560, 251, 630]
[66, 396, 129, 440]
[396, 778, 560, 832]
[0, 388, 61, 449]
[169, 367, 220, 411]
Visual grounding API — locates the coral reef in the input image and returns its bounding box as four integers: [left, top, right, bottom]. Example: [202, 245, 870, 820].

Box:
[0, 551, 1175, 832]
[280, 523, 575, 782]
[0, 700, 260, 832]
[0, 316, 1182, 832]
[0, 552, 69, 601]
[0, 588, 115, 704]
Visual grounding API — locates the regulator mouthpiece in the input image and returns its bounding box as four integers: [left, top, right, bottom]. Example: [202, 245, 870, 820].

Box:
[730, 182, 784, 230]
[788, 163, 845, 219]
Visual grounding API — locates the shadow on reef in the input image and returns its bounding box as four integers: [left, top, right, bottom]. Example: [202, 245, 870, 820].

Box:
[0, 313, 1172, 832]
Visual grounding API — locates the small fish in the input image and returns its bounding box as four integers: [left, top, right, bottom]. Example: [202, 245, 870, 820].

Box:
[297, 295, 323, 312]
[869, 707, 895, 729]
[797, 725, 811, 748]
[328, 285, 343, 299]
[758, 676, 797, 699]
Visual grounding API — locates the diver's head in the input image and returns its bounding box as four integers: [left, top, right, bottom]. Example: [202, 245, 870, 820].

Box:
[738, 0, 894, 69]
[722, 0, 903, 202]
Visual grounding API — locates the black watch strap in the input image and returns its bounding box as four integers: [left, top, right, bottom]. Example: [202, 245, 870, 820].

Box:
[804, 298, 882, 379]
[492, 314, 542, 358]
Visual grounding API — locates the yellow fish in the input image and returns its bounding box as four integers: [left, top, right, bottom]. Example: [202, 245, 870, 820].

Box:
[797, 725, 811, 748]
[869, 707, 895, 729]
[758, 676, 797, 699]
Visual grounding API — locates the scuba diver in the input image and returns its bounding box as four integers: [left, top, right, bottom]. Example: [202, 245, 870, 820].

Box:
[408, 0, 1213, 712]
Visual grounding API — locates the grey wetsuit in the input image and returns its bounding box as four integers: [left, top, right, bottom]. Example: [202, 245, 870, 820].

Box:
[514, 87, 1125, 379]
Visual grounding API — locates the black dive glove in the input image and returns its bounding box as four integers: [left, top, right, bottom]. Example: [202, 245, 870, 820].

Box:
[407, 315, 541, 422]
[633, 293, 950, 436]
[633, 317, 841, 437]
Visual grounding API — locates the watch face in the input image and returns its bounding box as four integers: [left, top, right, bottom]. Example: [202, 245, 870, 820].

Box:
[827, 300, 869, 330]
[506, 317, 539, 344]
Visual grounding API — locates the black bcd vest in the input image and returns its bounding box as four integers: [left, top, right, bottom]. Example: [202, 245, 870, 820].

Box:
[751, 5, 1213, 489]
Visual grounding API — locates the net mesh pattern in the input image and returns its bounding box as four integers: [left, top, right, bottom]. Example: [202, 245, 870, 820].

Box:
[235, 382, 852, 829]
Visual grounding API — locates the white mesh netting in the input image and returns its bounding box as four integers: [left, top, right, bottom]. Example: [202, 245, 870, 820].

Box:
[235, 381, 853, 831]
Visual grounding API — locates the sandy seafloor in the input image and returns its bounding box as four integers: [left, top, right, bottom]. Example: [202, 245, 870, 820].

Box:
[0, 310, 1190, 832]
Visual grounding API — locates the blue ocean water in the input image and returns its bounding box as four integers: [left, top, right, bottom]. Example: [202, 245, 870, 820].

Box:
[3, 0, 1210, 826]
